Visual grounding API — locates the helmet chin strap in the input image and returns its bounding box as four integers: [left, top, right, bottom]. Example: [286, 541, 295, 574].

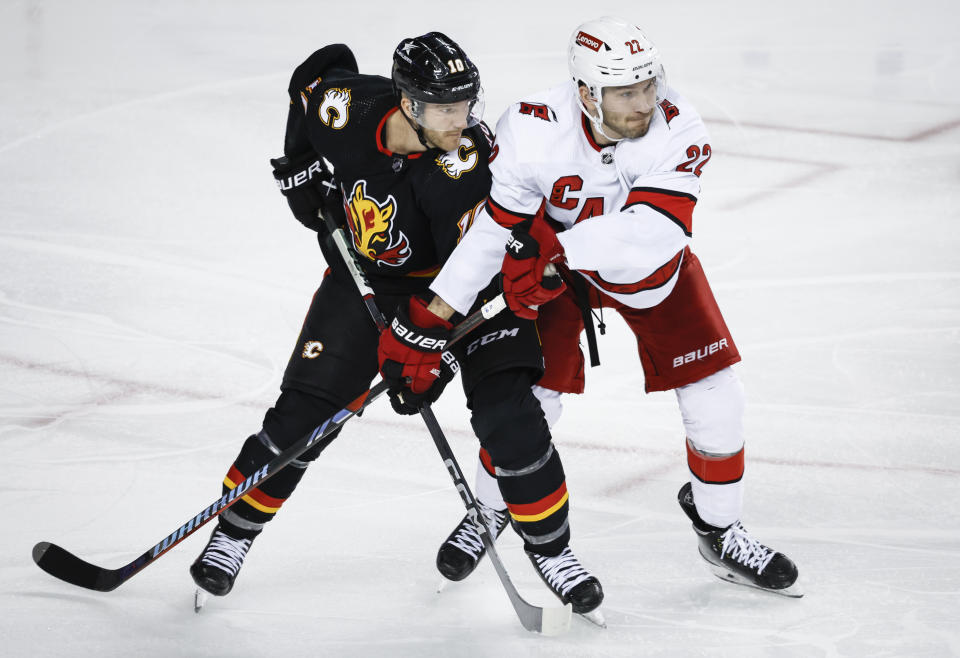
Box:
[409, 116, 431, 148]
[401, 99, 432, 149]
[576, 91, 624, 144]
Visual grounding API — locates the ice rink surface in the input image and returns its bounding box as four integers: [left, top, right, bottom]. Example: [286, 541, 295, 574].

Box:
[2, 1, 958, 656]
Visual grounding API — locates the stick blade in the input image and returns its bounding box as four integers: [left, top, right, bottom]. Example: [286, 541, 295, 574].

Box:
[32, 541, 121, 592]
[538, 602, 573, 636]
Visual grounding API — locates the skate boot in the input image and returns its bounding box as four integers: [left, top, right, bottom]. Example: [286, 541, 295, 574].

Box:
[436, 501, 510, 581]
[678, 482, 802, 597]
[190, 525, 255, 598]
[527, 546, 604, 621]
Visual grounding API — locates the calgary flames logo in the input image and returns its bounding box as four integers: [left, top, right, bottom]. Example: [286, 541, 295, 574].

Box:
[319, 87, 351, 129]
[436, 137, 479, 180]
[346, 180, 410, 267]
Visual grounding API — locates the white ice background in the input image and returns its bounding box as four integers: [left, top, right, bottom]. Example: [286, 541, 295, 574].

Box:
[2, 1, 959, 656]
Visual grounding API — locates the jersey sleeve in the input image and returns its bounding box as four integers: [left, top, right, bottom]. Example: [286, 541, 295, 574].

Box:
[559, 107, 708, 280]
[429, 206, 510, 314]
[428, 109, 545, 314]
[282, 44, 359, 156]
[484, 106, 548, 228]
[557, 169, 693, 274]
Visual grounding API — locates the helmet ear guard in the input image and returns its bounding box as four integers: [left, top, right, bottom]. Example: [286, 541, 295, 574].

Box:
[568, 17, 667, 141]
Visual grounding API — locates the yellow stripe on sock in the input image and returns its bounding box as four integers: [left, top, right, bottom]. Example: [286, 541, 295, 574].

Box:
[222, 476, 282, 514]
[509, 491, 569, 523]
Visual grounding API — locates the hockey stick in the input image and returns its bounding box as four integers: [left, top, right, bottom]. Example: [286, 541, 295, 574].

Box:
[418, 405, 571, 635]
[320, 208, 570, 634]
[31, 295, 504, 593]
[319, 205, 387, 333]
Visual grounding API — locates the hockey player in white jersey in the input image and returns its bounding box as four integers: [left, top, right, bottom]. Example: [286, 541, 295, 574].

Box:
[386, 16, 802, 599]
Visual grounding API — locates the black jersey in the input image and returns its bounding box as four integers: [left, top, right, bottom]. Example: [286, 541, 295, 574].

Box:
[282, 44, 493, 297]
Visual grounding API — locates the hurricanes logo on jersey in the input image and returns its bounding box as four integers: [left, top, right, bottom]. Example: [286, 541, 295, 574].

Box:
[319, 87, 351, 129]
[436, 136, 478, 180]
[346, 180, 411, 267]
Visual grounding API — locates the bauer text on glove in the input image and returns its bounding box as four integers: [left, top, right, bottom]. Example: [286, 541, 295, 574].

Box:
[501, 217, 566, 319]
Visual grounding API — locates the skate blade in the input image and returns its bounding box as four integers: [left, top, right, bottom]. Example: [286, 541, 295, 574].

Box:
[194, 588, 209, 613]
[704, 561, 805, 598]
[436, 578, 448, 594]
[576, 607, 607, 628]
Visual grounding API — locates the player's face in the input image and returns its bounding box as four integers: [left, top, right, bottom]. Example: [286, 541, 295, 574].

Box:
[597, 78, 658, 140]
[418, 101, 472, 151]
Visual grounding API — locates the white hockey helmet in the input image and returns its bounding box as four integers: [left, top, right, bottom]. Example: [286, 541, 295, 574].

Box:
[568, 17, 666, 138]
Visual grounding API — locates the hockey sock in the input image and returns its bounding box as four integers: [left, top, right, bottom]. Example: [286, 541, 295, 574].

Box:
[218, 432, 310, 539]
[497, 444, 570, 556]
[470, 370, 570, 556]
[474, 448, 506, 510]
[220, 389, 345, 539]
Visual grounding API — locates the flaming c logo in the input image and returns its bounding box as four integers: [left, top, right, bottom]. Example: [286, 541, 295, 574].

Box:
[436, 137, 478, 180]
[347, 180, 411, 267]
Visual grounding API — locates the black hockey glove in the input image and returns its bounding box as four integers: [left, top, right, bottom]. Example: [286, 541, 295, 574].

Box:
[270, 151, 344, 231]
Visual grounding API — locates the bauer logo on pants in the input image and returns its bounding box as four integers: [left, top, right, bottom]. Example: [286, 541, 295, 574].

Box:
[673, 338, 728, 368]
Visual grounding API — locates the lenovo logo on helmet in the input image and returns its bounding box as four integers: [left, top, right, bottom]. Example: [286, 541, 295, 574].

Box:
[575, 31, 603, 52]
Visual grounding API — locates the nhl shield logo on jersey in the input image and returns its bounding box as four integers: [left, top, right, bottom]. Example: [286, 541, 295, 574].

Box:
[319, 87, 351, 129]
[436, 136, 478, 180]
[346, 180, 411, 267]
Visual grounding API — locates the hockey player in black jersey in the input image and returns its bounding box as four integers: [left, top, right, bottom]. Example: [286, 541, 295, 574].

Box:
[190, 32, 603, 618]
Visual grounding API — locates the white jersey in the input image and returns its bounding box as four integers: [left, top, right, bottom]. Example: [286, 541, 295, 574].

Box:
[430, 81, 711, 314]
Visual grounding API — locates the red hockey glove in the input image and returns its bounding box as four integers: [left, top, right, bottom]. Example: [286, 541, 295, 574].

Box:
[378, 296, 459, 415]
[501, 217, 567, 320]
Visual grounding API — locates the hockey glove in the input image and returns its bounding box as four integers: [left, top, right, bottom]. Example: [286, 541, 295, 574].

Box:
[378, 296, 459, 415]
[501, 217, 566, 320]
[270, 151, 345, 231]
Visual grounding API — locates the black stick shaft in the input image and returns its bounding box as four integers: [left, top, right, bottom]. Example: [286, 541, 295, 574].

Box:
[32, 304, 494, 592]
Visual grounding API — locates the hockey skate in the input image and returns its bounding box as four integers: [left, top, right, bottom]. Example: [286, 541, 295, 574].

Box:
[190, 525, 255, 611]
[528, 546, 605, 626]
[678, 482, 802, 597]
[436, 502, 510, 582]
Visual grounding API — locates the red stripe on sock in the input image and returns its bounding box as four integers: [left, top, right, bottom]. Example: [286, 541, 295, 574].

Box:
[686, 438, 744, 484]
[507, 482, 568, 517]
[226, 464, 286, 510]
[479, 448, 496, 477]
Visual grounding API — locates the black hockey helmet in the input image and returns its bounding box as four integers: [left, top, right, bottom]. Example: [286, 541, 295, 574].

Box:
[392, 32, 484, 128]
